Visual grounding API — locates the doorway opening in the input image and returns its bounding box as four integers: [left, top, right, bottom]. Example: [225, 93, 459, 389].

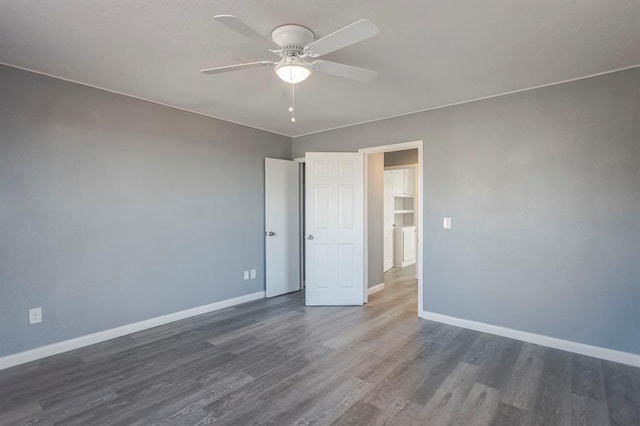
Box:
[361, 141, 424, 315]
[288, 141, 423, 312]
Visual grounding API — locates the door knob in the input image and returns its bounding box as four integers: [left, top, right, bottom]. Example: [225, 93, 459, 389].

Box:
[307, 235, 314, 240]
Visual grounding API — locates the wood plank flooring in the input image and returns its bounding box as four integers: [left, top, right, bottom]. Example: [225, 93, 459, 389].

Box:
[1, 265, 640, 425]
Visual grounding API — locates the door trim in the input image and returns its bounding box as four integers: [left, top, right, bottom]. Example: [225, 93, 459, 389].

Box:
[359, 140, 424, 315]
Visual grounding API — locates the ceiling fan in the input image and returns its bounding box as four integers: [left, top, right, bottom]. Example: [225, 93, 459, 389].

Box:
[200, 15, 379, 85]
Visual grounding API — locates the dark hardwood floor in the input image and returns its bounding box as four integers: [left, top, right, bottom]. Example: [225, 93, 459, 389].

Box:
[1, 266, 639, 425]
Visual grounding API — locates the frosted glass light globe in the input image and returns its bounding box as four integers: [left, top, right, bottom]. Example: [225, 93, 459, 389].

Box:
[275, 61, 312, 84]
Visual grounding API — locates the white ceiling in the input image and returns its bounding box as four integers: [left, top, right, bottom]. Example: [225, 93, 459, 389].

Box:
[1, 1, 640, 137]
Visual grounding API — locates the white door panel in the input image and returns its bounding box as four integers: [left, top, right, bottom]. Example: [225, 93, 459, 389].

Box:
[383, 170, 395, 272]
[265, 158, 300, 298]
[404, 228, 416, 261]
[384, 171, 394, 229]
[394, 226, 417, 267]
[404, 168, 415, 196]
[383, 229, 394, 272]
[305, 152, 364, 306]
[391, 169, 404, 194]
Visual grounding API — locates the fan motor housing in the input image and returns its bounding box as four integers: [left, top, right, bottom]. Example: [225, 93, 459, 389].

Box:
[271, 25, 314, 52]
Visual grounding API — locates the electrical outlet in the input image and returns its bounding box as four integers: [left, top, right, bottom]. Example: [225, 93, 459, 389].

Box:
[29, 307, 42, 325]
[243, 271, 249, 280]
[250, 269, 256, 279]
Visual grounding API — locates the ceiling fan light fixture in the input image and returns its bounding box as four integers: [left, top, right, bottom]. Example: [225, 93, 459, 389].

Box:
[275, 60, 312, 84]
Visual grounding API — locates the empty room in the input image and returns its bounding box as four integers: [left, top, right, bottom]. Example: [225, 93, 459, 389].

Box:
[1, 1, 640, 425]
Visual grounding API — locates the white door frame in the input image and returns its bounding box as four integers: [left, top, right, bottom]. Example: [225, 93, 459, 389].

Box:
[359, 140, 424, 315]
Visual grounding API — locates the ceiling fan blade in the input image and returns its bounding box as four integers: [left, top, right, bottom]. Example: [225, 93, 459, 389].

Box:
[304, 19, 379, 57]
[312, 60, 377, 82]
[200, 61, 274, 75]
[214, 15, 280, 49]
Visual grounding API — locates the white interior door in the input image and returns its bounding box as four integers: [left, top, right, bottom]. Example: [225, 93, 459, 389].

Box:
[305, 152, 364, 306]
[383, 230, 394, 272]
[265, 158, 300, 298]
[383, 170, 394, 271]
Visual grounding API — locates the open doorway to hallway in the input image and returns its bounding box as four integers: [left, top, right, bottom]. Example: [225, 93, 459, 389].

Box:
[370, 149, 419, 296]
[361, 141, 423, 313]
[383, 151, 419, 276]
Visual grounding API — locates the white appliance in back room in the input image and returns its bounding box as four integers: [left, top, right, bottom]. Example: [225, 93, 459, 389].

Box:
[383, 166, 417, 272]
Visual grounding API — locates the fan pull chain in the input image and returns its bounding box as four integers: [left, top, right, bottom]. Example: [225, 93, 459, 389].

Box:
[289, 83, 296, 122]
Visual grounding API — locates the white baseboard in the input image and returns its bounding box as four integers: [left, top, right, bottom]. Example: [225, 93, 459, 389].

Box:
[0, 291, 265, 371]
[396, 259, 416, 268]
[368, 283, 385, 295]
[419, 310, 640, 368]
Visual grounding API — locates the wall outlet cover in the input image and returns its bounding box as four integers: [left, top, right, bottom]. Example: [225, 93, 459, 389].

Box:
[29, 307, 42, 325]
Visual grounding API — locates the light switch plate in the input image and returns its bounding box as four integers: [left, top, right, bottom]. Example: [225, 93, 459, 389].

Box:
[443, 217, 452, 229]
[250, 269, 256, 279]
[243, 271, 249, 280]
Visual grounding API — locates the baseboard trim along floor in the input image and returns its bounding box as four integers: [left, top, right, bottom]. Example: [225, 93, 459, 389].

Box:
[420, 310, 640, 368]
[368, 283, 385, 295]
[5, 294, 637, 372]
[0, 291, 265, 371]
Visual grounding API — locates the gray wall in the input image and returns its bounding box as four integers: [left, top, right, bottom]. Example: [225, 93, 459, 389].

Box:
[367, 153, 384, 288]
[294, 67, 640, 355]
[384, 149, 418, 167]
[0, 65, 291, 357]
